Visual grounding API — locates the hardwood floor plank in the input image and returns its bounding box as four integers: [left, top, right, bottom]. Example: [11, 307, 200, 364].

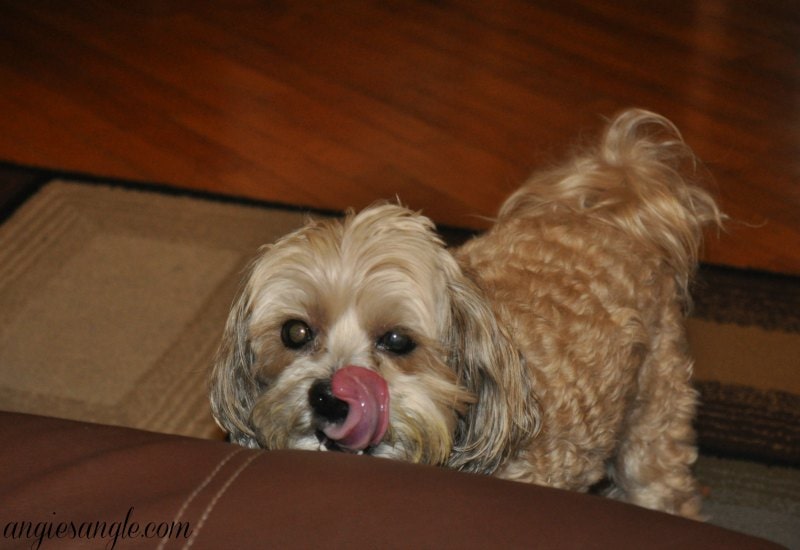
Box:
[0, 0, 797, 273]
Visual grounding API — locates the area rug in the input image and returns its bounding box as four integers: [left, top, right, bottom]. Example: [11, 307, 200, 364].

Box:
[0, 180, 311, 439]
[1, 178, 798, 546]
[689, 266, 800, 466]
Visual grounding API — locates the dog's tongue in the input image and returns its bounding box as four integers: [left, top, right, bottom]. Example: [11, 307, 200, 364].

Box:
[323, 366, 389, 451]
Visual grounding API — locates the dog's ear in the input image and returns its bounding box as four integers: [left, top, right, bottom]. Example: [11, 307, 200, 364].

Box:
[209, 280, 261, 448]
[444, 272, 540, 474]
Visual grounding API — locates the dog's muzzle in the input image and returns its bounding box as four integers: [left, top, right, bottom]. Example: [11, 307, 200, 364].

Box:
[308, 366, 390, 452]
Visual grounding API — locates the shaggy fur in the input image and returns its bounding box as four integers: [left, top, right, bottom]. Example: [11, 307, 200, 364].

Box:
[210, 109, 723, 518]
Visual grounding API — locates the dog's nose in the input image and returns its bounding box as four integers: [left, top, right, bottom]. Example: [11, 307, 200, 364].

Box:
[309, 379, 349, 423]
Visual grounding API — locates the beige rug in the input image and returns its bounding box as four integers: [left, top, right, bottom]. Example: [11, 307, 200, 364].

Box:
[1, 180, 798, 450]
[0, 180, 310, 439]
[689, 319, 799, 394]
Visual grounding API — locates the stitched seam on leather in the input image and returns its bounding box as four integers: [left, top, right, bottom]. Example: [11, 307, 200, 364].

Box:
[181, 451, 261, 549]
[156, 447, 245, 550]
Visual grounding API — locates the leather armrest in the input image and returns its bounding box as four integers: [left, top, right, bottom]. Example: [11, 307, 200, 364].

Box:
[0, 412, 780, 549]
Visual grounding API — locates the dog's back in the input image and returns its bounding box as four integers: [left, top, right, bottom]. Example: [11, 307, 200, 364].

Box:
[455, 109, 723, 517]
[497, 109, 723, 299]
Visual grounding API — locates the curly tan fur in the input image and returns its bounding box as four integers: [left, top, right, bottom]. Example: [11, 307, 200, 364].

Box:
[210, 109, 723, 518]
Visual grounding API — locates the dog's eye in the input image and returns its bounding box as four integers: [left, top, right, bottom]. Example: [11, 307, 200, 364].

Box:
[281, 320, 314, 349]
[377, 330, 416, 355]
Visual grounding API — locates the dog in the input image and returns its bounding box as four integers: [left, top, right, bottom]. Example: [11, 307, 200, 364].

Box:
[210, 109, 723, 518]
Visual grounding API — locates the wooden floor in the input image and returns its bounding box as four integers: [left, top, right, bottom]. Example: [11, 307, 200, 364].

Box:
[0, 1, 797, 274]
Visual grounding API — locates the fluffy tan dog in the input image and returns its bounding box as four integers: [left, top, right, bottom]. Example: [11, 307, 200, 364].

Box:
[210, 109, 723, 518]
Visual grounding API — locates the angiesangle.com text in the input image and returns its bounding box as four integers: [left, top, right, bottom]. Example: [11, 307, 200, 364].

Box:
[3, 506, 191, 549]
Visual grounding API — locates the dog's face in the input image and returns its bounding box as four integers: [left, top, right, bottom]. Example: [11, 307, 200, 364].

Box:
[211, 204, 537, 473]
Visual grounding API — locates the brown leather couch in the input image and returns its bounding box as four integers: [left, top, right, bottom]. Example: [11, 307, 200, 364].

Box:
[0, 412, 781, 549]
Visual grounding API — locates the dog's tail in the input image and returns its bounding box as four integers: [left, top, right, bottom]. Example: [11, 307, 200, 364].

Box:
[499, 108, 725, 299]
